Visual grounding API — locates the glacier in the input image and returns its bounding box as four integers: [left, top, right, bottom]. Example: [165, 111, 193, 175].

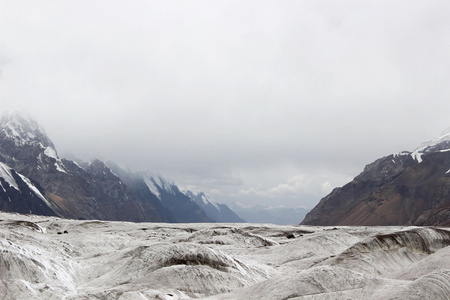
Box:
[1, 212, 450, 299]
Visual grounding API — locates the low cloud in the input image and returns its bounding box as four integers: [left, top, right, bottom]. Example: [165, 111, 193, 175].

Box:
[238, 174, 334, 200]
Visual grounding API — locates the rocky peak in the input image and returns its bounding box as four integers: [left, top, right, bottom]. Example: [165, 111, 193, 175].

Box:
[0, 111, 54, 148]
[0, 111, 66, 175]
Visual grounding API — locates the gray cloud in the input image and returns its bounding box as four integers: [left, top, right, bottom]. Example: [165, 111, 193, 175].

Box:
[1, 0, 450, 208]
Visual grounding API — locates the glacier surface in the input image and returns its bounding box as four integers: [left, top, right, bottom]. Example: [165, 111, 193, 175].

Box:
[1, 212, 449, 299]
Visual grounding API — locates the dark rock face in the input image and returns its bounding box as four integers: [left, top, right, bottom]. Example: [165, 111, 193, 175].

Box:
[0, 162, 57, 217]
[301, 134, 450, 226]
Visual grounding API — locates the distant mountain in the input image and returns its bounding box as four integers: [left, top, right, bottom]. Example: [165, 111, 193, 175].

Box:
[0, 111, 240, 223]
[230, 202, 309, 225]
[184, 190, 245, 223]
[301, 129, 450, 226]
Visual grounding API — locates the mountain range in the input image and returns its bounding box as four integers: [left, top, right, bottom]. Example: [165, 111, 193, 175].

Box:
[0, 111, 243, 223]
[2, 110, 449, 226]
[301, 128, 450, 226]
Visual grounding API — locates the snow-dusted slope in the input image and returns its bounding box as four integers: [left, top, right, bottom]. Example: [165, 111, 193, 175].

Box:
[184, 190, 245, 223]
[135, 172, 213, 223]
[0, 162, 19, 191]
[302, 128, 450, 226]
[0, 110, 67, 173]
[1, 212, 449, 299]
[0, 162, 57, 216]
[140, 173, 178, 201]
[409, 128, 450, 163]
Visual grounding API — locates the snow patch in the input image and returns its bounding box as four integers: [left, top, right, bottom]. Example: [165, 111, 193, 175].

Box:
[142, 174, 177, 201]
[410, 129, 450, 163]
[17, 174, 52, 207]
[0, 162, 19, 190]
[411, 151, 423, 163]
[184, 190, 222, 212]
[200, 193, 221, 212]
[144, 176, 162, 200]
[43, 147, 67, 173]
[44, 146, 58, 160]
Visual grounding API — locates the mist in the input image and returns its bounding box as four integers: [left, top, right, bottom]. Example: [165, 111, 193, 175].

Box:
[1, 0, 449, 208]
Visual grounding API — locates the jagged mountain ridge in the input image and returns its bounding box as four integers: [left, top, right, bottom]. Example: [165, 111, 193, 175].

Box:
[0, 111, 240, 223]
[301, 130, 450, 226]
[184, 190, 245, 223]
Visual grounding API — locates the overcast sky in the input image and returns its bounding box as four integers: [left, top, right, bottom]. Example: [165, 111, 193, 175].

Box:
[1, 1, 449, 209]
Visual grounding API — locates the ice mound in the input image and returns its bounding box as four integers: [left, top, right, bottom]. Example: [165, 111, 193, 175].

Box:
[93, 243, 276, 297]
[3, 220, 46, 233]
[325, 227, 450, 275]
[348, 227, 450, 254]
[207, 265, 373, 300]
[175, 227, 278, 246]
[0, 234, 78, 298]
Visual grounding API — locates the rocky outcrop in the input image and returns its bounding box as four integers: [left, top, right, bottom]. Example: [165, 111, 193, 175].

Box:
[301, 130, 450, 226]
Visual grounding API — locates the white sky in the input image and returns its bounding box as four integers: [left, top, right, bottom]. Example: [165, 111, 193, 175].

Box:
[1, 0, 449, 208]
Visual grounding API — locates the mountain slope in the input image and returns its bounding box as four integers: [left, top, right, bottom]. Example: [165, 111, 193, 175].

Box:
[138, 173, 213, 223]
[108, 162, 242, 223]
[301, 130, 450, 226]
[184, 190, 245, 223]
[0, 111, 240, 223]
[0, 111, 170, 222]
[0, 161, 57, 217]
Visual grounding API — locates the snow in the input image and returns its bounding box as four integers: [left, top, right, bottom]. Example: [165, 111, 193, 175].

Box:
[410, 129, 450, 163]
[143, 173, 177, 200]
[16, 174, 52, 207]
[143, 176, 162, 200]
[44, 146, 58, 159]
[0, 161, 19, 190]
[1, 212, 449, 299]
[184, 190, 223, 212]
[411, 151, 423, 163]
[200, 193, 221, 212]
[44, 147, 68, 173]
[0, 111, 49, 146]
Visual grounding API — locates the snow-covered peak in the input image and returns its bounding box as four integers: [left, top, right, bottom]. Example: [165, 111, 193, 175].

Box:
[0, 111, 67, 173]
[184, 190, 222, 212]
[410, 128, 450, 162]
[0, 110, 53, 148]
[141, 172, 178, 201]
